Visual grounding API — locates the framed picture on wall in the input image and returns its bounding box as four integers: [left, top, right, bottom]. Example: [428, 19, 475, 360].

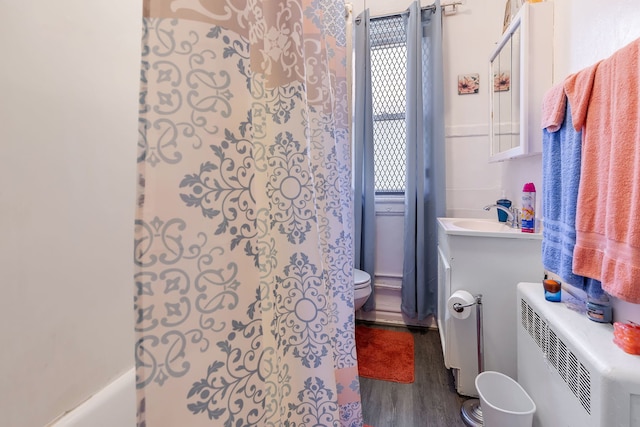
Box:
[493, 71, 510, 92]
[458, 73, 480, 95]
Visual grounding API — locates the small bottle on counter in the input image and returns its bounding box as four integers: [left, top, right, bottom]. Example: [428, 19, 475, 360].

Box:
[586, 280, 612, 323]
[543, 279, 561, 302]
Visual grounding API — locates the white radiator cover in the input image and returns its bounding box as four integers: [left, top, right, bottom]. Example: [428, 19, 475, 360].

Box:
[517, 282, 640, 427]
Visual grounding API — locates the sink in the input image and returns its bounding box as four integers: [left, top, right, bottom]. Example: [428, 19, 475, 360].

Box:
[451, 219, 516, 232]
[437, 217, 542, 239]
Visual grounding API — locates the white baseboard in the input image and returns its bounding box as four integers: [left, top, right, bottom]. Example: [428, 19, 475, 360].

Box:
[356, 308, 436, 328]
[356, 280, 437, 328]
[49, 368, 136, 427]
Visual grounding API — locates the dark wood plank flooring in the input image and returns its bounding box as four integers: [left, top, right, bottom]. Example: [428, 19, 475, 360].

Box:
[358, 322, 468, 427]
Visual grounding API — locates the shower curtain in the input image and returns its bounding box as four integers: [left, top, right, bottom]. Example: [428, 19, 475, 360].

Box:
[353, 1, 444, 320]
[134, 1, 362, 426]
[401, 1, 445, 321]
[401, 0, 445, 320]
[353, 9, 376, 312]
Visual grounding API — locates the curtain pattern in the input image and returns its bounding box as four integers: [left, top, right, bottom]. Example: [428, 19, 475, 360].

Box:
[135, 1, 361, 425]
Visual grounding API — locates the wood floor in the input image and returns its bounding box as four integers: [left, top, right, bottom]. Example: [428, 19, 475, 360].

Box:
[358, 323, 468, 427]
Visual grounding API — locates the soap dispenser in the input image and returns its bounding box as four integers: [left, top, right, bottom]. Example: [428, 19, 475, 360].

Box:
[496, 191, 512, 223]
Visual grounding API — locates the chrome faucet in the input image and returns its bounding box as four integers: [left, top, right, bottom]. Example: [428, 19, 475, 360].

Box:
[483, 204, 520, 228]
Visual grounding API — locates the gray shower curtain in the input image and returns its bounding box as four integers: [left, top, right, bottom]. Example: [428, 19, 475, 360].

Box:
[353, 9, 376, 312]
[401, 1, 445, 320]
[354, 2, 444, 320]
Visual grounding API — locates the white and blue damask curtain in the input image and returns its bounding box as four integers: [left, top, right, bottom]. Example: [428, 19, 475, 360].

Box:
[135, 1, 362, 426]
[401, 1, 445, 320]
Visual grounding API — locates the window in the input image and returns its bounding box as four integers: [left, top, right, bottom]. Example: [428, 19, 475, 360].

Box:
[370, 15, 407, 194]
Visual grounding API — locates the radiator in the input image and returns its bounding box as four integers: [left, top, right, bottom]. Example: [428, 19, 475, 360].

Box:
[516, 282, 640, 427]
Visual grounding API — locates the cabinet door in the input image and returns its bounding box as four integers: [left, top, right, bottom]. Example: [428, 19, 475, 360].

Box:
[488, 2, 553, 162]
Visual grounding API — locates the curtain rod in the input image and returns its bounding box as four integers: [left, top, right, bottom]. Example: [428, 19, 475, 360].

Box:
[369, 4, 436, 21]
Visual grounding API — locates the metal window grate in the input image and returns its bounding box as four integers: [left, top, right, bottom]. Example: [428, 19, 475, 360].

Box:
[370, 16, 407, 193]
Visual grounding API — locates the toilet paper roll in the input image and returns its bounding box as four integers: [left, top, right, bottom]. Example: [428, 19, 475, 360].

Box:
[447, 290, 475, 319]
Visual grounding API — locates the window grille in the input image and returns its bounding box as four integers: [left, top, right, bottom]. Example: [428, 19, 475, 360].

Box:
[370, 15, 407, 194]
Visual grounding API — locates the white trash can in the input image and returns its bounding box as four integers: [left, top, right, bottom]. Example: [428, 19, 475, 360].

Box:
[475, 371, 536, 427]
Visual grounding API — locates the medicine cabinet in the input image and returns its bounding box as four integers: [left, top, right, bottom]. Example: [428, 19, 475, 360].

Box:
[488, 2, 553, 162]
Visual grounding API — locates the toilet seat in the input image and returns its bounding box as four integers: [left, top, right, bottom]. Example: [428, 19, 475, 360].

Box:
[354, 269, 371, 286]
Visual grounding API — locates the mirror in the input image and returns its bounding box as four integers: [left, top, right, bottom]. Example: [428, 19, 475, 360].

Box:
[488, 2, 553, 162]
[489, 13, 522, 160]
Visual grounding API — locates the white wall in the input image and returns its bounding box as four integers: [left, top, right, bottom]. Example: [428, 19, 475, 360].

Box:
[0, 2, 140, 426]
[441, 0, 505, 218]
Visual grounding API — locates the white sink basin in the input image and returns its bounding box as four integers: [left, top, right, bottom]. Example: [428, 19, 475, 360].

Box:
[451, 219, 515, 232]
[437, 217, 542, 239]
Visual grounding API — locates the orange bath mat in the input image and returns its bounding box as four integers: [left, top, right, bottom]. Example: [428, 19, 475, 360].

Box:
[355, 325, 415, 383]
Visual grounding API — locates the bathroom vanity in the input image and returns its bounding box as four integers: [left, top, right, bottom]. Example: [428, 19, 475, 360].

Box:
[436, 217, 542, 397]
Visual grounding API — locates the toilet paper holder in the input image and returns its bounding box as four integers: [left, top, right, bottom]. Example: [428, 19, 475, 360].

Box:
[457, 293, 485, 427]
[452, 294, 481, 314]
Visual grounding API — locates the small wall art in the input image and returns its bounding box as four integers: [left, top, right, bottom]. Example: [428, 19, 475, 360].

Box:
[493, 71, 510, 92]
[458, 73, 479, 95]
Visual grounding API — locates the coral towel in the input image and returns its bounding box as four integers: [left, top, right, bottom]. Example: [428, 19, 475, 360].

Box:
[540, 82, 566, 132]
[567, 38, 640, 303]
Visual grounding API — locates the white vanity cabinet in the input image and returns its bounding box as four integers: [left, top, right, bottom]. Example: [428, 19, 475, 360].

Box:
[436, 218, 543, 397]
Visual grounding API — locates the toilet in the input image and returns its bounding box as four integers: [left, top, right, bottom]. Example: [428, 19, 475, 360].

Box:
[353, 269, 372, 310]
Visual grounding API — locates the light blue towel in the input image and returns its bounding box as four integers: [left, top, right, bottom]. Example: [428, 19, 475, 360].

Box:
[542, 101, 591, 289]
